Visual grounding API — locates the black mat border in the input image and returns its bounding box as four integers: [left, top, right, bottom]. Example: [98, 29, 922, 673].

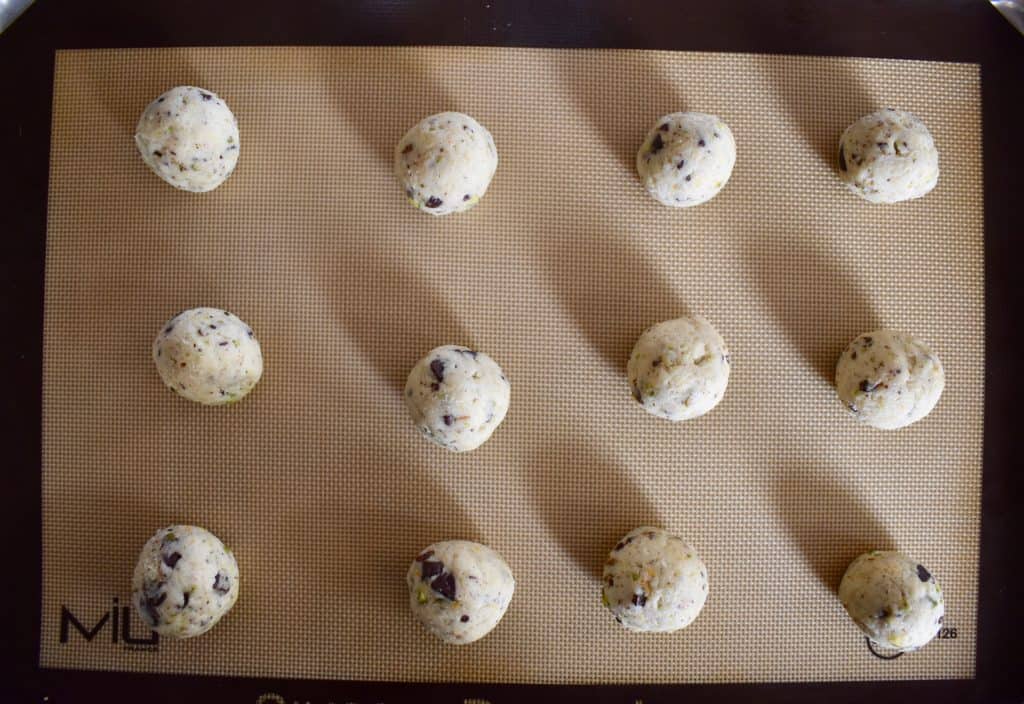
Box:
[1, 1, 1021, 702]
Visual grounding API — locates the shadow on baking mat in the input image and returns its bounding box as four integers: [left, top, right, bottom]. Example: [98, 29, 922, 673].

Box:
[538, 216, 690, 372]
[526, 442, 661, 579]
[761, 54, 878, 172]
[374, 467, 478, 610]
[255, 456, 477, 618]
[558, 48, 689, 176]
[321, 246, 472, 393]
[772, 462, 895, 593]
[322, 47, 458, 169]
[101, 50, 206, 134]
[61, 490, 173, 595]
[740, 228, 880, 384]
[49, 25, 182, 129]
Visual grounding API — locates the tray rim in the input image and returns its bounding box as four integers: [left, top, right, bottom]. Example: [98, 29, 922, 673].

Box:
[2, 1, 1022, 702]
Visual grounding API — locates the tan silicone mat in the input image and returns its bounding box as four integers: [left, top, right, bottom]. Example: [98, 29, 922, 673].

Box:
[41, 46, 983, 684]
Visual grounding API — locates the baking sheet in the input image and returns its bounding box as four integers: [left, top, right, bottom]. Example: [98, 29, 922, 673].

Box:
[41, 46, 982, 683]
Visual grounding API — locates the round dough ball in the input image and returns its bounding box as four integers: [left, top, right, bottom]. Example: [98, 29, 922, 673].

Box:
[404, 345, 510, 452]
[131, 525, 240, 639]
[636, 112, 736, 207]
[839, 550, 944, 652]
[394, 112, 498, 215]
[407, 540, 515, 644]
[153, 307, 263, 405]
[835, 329, 944, 430]
[135, 86, 240, 192]
[838, 109, 938, 203]
[602, 527, 708, 633]
[627, 315, 730, 421]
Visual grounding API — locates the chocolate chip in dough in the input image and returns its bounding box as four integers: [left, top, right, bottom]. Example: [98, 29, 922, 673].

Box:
[431, 572, 457, 601]
[430, 358, 446, 384]
[421, 560, 444, 581]
[212, 572, 232, 594]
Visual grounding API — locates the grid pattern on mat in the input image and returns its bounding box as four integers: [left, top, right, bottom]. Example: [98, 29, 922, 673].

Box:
[41, 47, 982, 684]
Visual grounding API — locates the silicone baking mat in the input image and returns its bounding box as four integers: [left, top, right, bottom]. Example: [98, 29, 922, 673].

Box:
[40, 46, 982, 684]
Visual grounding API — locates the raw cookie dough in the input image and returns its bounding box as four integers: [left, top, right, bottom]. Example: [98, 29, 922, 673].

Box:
[135, 86, 240, 192]
[838, 109, 938, 203]
[602, 527, 708, 633]
[636, 112, 736, 207]
[627, 315, 731, 421]
[404, 345, 510, 452]
[153, 307, 263, 405]
[394, 112, 498, 215]
[407, 540, 515, 644]
[835, 329, 944, 430]
[131, 525, 240, 639]
[839, 550, 944, 652]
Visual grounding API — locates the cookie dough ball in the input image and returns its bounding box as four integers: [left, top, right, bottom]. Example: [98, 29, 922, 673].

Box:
[153, 307, 263, 405]
[627, 315, 730, 421]
[636, 112, 736, 207]
[404, 345, 510, 452]
[394, 112, 498, 215]
[838, 109, 938, 203]
[835, 329, 944, 430]
[602, 527, 708, 633]
[135, 86, 240, 192]
[839, 550, 944, 652]
[131, 525, 240, 639]
[407, 540, 515, 644]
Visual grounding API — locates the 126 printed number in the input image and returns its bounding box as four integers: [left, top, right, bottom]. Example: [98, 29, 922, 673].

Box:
[937, 627, 958, 639]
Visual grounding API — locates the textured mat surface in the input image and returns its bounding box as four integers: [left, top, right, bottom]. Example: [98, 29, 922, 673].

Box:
[41, 47, 982, 683]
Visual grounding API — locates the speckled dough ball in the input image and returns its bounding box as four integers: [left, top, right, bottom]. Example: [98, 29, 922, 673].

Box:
[636, 112, 736, 207]
[404, 345, 510, 452]
[835, 329, 944, 430]
[602, 527, 708, 633]
[627, 315, 730, 421]
[131, 525, 240, 639]
[838, 109, 938, 203]
[394, 112, 498, 215]
[839, 550, 944, 652]
[135, 86, 240, 192]
[407, 540, 515, 644]
[153, 307, 263, 405]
